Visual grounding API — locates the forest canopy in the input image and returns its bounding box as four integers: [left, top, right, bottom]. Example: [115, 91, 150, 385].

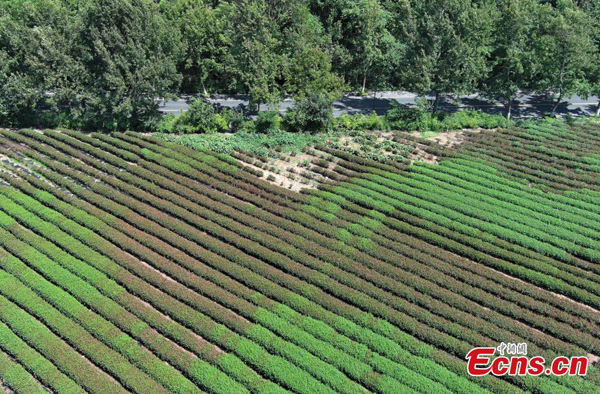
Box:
[0, 0, 598, 130]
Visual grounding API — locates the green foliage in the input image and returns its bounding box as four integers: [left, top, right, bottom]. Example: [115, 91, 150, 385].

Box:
[222, 108, 246, 132]
[329, 130, 412, 162]
[177, 99, 225, 134]
[283, 47, 345, 99]
[155, 130, 328, 156]
[0, 350, 48, 394]
[2, 0, 600, 129]
[159, 0, 233, 94]
[483, 0, 539, 119]
[535, 0, 597, 113]
[255, 111, 282, 133]
[386, 103, 511, 132]
[8, 128, 598, 394]
[398, 0, 494, 111]
[283, 93, 334, 133]
[156, 103, 248, 134]
[154, 114, 179, 133]
[341, 0, 401, 94]
[334, 112, 388, 132]
[0, 0, 182, 131]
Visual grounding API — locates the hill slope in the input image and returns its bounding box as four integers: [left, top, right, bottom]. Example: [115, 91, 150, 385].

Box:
[0, 123, 598, 393]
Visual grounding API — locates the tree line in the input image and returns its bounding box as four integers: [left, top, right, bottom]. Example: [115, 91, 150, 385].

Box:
[0, 0, 598, 131]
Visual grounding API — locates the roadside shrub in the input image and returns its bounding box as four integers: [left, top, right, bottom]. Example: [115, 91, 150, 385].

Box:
[386, 102, 511, 132]
[283, 93, 333, 133]
[180, 99, 224, 134]
[222, 108, 246, 132]
[385, 103, 422, 129]
[386, 103, 442, 132]
[154, 114, 178, 133]
[442, 110, 509, 130]
[155, 99, 232, 134]
[256, 111, 282, 133]
[214, 114, 229, 132]
[334, 112, 387, 132]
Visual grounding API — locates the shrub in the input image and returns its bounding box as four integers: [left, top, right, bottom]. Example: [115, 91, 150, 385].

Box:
[214, 114, 229, 132]
[385, 103, 422, 129]
[154, 114, 178, 133]
[386, 102, 511, 132]
[222, 108, 246, 132]
[334, 112, 387, 132]
[177, 99, 224, 134]
[283, 93, 333, 133]
[256, 111, 282, 133]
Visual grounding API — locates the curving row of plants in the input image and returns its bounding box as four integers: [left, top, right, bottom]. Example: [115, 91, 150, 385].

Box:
[63, 132, 596, 390]
[0, 215, 248, 394]
[115, 135, 600, 338]
[0, 205, 271, 394]
[0, 147, 474, 394]
[1, 128, 599, 393]
[0, 174, 429, 394]
[0, 293, 129, 394]
[125, 138, 600, 331]
[0, 339, 52, 394]
[16, 133, 496, 384]
[355, 172, 600, 263]
[0, 132, 510, 394]
[0, 192, 345, 394]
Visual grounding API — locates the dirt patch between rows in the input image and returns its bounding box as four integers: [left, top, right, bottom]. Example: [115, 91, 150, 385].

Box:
[412, 128, 486, 147]
[237, 151, 331, 192]
[0, 380, 14, 394]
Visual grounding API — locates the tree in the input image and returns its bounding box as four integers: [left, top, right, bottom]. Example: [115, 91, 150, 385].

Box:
[70, 0, 182, 130]
[283, 92, 334, 133]
[280, 2, 344, 99]
[342, 0, 397, 94]
[535, 0, 596, 115]
[399, 0, 493, 113]
[160, 0, 234, 95]
[591, 62, 600, 117]
[484, 0, 539, 120]
[0, 0, 80, 127]
[580, 0, 600, 116]
[283, 46, 344, 99]
[223, 0, 282, 111]
[308, 0, 400, 93]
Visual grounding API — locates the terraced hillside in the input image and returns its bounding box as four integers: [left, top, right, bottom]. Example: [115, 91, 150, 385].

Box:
[0, 122, 598, 394]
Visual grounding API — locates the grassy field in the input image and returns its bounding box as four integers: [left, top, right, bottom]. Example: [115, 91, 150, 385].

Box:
[0, 122, 598, 393]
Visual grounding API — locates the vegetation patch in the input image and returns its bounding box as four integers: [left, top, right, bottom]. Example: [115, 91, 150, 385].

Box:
[0, 122, 598, 393]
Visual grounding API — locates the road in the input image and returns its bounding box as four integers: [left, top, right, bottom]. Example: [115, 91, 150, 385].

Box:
[159, 92, 599, 119]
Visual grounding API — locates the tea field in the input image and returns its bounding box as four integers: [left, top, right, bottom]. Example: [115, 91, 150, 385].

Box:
[0, 122, 598, 393]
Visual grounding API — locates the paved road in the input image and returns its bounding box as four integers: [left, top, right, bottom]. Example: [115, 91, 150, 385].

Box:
[159, 92, 599, 119]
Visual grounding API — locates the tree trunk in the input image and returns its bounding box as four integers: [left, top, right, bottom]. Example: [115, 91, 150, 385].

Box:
[505, 94, 514, 120]
[432, 91, 441, 113]
[551, 90, 563, 116]
[362, 73, 368, 95]
[372, 90, 377, 111]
